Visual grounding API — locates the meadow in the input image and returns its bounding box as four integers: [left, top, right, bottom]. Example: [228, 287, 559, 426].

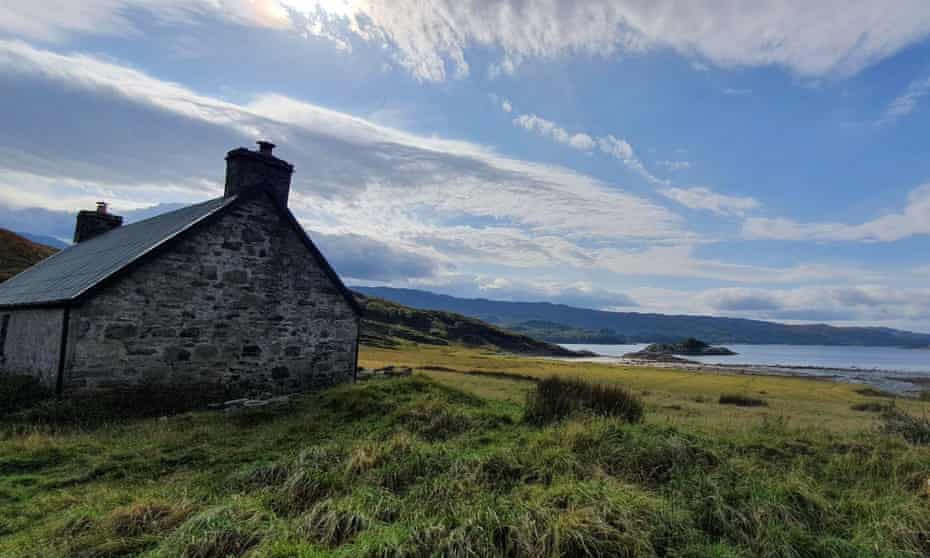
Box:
[0, 342, 929, 557]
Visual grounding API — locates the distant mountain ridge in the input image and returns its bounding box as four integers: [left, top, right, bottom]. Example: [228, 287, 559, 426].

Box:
[354, 286, 930, 348]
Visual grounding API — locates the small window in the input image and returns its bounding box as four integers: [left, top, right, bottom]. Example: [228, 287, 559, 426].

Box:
[0, 314, 9, 358]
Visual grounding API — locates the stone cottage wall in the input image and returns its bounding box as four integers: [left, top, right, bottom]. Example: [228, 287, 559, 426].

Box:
[0, 307, 65, 388]
[64, 195, 359, 395]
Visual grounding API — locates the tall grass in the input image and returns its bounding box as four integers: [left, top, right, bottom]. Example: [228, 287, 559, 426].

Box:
[880, 407, 930, 444]
[524, 376, 645, 424]
[2, 376, 930, 557]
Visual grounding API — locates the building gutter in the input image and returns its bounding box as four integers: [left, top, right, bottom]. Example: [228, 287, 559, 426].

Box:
[55, 304, 70, 397]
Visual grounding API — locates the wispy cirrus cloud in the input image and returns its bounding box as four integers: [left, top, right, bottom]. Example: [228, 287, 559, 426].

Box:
[6, 2, 930, 81]
[699, 285, 930, 323]
[0, 38, 693, 284]
[283, 1, 930, 81]
[744, 184, 930, 242]
[878, 74, 930, 125]
[509, 109, 667, 185]
[660, 186, 759, 217]
[512, 114, 596, 151]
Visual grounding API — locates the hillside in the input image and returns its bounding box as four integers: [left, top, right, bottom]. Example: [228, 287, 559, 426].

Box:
[355, 286, 930, 347]
[358, 293, 582, 356]
[0, 228, 58, 282]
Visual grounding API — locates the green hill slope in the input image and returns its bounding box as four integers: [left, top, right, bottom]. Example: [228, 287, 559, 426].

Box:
[358, 293, 582, 356]
[0, 228, 58, 282]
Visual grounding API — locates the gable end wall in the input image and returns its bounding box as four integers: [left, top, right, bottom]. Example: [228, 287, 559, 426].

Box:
[65, 196, 358, 395]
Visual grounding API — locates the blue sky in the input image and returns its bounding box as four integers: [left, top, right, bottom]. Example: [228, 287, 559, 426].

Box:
[2, 2, 930, 331]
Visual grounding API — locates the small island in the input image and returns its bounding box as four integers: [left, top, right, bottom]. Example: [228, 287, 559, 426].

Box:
[623, 337, 736, 362]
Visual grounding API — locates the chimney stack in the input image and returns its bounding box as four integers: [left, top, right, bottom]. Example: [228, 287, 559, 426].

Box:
[224, 140, 294, 207]
[74, 201, 123, 243]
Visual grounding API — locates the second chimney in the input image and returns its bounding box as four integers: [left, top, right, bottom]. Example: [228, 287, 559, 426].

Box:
[224, 141, 294, 207]
[74, 202, 123, 243]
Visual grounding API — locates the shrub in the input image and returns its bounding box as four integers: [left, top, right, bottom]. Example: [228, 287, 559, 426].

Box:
[851, 402, 890, 413]
[854, 387, 895, 398]
[395, 399, 474, 441]
[7, 382, 233, 428]
[0, 375, 52, 417]
[525, 376, 644, 425]
[880, 408, 930, 445]
[718, 394, 767, 407]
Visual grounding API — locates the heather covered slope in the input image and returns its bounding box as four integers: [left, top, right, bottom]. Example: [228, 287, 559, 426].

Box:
[0, 228, 58, 282]
[357, 293, 583, 357]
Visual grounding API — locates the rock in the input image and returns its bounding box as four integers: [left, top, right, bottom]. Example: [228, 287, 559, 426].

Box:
[222, 269, 248, 284]
[164, 346, 191, 362]
[375, 365, 413, 377]
[223, 398, 249, 407]
[624, 338, 736, 359]
[104, 324, 138, 340]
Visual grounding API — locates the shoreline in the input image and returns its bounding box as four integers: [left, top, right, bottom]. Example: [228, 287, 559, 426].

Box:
[556, 354, 929, 395]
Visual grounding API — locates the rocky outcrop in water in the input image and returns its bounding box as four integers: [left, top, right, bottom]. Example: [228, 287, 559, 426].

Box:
[623, 338, 736, 360]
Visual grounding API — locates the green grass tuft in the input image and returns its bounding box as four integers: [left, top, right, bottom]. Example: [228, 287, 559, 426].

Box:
[718, 393, 768, 407]
[525, 376, 645, 424]
[880, 407, 930, 445]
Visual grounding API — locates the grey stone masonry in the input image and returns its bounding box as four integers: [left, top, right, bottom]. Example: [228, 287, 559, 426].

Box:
[63, 194, 359, 395]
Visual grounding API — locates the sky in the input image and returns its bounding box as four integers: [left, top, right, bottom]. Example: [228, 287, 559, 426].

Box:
[2, 2, 930, 332]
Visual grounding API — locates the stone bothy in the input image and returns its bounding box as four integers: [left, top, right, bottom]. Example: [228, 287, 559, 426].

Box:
[0, 142, 361, 397]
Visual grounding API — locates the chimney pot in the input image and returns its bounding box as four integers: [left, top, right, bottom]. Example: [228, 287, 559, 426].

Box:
[74, 202, 122, 243]
[257, 141, 275, 155]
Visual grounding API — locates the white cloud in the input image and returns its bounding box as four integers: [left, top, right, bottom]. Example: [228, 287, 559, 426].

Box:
[744, 183, 930, 242]
[699, 285, 930, 324]
[0, 39, 688, 264]
[512, 114, 595, 151]
[0, 0, 289, 42]
[501, 99, 513, 113]
[596, 244, 880, 284]
[289, 1, 930, 81]
[6, 2, 930, 81]
[660, 186, 759, 216]
[722, 88, 752, 96]
[510, 111, 666, 184]
[878, 75, 930, 125]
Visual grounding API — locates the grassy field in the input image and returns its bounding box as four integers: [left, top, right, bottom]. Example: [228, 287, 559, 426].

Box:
[1, 343, 929, 557]
[361, 343, 929, 434]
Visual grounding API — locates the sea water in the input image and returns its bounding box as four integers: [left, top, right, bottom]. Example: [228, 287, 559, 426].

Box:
[560, 343, 930, 393]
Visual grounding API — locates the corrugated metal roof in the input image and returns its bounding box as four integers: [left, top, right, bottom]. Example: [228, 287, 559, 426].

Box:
[0, 196, 236, 307]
